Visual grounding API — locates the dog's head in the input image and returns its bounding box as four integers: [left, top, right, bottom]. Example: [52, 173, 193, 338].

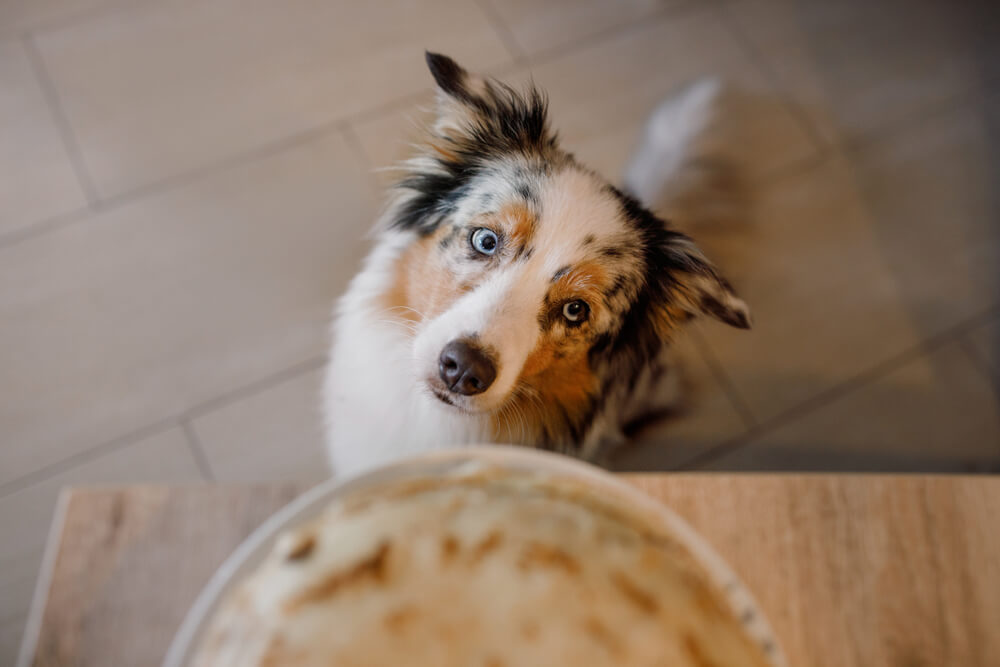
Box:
[382, 53, 749, 442]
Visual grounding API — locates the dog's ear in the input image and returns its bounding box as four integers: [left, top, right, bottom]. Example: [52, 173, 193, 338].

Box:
[655, 233, 751, 331]
[422, 51, 555, 156]
[425, 52, 491, 135]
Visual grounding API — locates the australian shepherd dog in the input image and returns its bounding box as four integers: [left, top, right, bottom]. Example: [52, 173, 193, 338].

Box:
[324, 53, 750, 478]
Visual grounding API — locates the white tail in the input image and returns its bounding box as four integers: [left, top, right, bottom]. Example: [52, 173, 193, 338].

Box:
[623, 78, 744, 229]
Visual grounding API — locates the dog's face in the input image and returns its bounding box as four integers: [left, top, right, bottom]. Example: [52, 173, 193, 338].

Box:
[383, 54, 749, 442]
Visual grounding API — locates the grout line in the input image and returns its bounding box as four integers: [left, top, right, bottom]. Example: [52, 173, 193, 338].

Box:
[338, 122, 374, 176]
[0, 90, 429, 255]
[472, 0, 527, 64]
[2, 0, 989, 260]
[182, 356, 326, 420]
[0, 356, 326, 499]
[0, 417, 180, 500]
[712, 2, 831, 153]
[15, 488, 71, 667]
[339, 122, 386, 204]
[957, 335, 1000, 395]
[0, 0, 708, 255]
[714, 0, 998, 162]
[677, 302, 1000, 470]
[0, 206, 92, 251]
[688, 327, 758, 429]
[842, 86, 990, 156]
[21, 33, 102, 206]
[7, 0, 155, 39]
[506, 0, 706, 74]
[95, 119, 347, 212]
[180, 421, 216, 482]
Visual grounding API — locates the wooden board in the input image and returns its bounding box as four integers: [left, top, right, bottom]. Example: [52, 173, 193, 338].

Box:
[23, 484, 307, 667]
[20, 475, 1000, 666]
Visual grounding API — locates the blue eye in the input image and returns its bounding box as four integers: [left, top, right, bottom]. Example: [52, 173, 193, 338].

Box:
[470, 228, 499, 255]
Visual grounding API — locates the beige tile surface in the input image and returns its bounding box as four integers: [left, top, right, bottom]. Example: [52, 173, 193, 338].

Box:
[723, 0, 997, 145]
[965, 316, 999, 381]
[483, 0, 679, 57]
[352, 8, 819, 190]
[0, 39, 87, 239]
[703, 340, 1000, 471]
[0, 132, 374, 487]
[846, 100, 998, 333]
[0, 427, 201, 663]
[696, 92, 998, 424]
[349, 92, 436, 192]
[1, 3, 999, 657]
[692, 151, 927, 423]
[191, 366, 329, 482]
[610, 328, 752, 471]
[528, 9, 818, 182]
[0, 0, 139, 35]
[32, 0, 513, 198]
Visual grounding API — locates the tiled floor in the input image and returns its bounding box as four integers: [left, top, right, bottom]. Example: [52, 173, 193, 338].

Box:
[1, 0, 997, 659]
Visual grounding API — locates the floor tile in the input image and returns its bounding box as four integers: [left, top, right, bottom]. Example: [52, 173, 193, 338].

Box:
[0, 427, 200, 664]
[702, 340, 1000, 471]
[696, 94, 998, 424]
[609, 328, 752, 471]
[964, 315, 1000, 382]
[349, 93, 436, 192]
[483, 0, 681, 57]
[0, 0, 140, 35]
[524, 9, 819, 183]
[0, 39, 87, 239]
[723, 0, 997, 145]
[0, 132, 375, 487]
[191, 366, 329, 482]
[845, 100, 999, 333]
[351, 8, 819, 192]
[32, 0, 513, 198]
[691, 153, 926, 423]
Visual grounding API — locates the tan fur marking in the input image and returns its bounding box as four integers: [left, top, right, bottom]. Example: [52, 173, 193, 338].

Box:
[428, 140, 459, 163]
[497, 202, 536, 250]
[654, 302, 694, 340]
[383, 225, 471, 325]
[491, 338, 598, 441]
[554, 261, 611, 306]
[487, 258, 613, 441]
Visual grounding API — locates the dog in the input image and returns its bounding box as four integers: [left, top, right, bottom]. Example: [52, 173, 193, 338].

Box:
[323, 53, 750, 478]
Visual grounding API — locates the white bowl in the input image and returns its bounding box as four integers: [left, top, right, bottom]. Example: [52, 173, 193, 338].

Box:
[164, 446, 786, 666]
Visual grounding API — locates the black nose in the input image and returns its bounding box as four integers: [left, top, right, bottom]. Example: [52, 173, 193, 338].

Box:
[438, 340, 497, 396]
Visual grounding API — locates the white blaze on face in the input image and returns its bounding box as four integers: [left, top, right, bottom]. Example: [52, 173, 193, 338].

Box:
[413, 264, 542, 411]
[412, 167, 636, 413]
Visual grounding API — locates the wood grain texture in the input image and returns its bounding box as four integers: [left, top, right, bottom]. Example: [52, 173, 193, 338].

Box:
[26, 484, 307, 667]
[628, 475, 1000, 667]
[22, 476, 1000, 666]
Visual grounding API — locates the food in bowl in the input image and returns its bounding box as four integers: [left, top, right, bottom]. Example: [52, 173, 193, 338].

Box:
[191, 463, 777, 666]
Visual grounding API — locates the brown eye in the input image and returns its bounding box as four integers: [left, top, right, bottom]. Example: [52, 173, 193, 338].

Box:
[562, 300, 589, 323]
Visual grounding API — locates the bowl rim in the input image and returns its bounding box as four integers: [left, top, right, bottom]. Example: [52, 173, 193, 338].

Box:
[163, 445, 786, 667]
